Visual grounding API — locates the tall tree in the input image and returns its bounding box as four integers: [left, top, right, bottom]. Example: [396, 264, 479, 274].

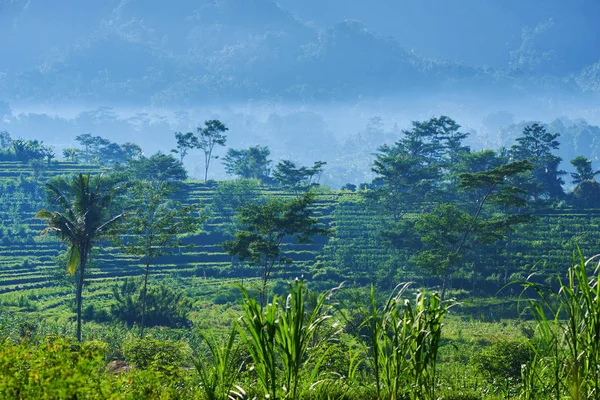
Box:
[510, 123, 565, 201]
[122, 180, 203, 337]
[36, 174, 126, 341]
[172, 131, 199, 163]
[370, 150, 439, 221]
[369, 116, 469, 220]
[198, 120, 228, 182]
[223, 145, 272, 181]
[222, 192, 330, 307]
[388, 159, 533, 297]
[75, 134, 111, 164]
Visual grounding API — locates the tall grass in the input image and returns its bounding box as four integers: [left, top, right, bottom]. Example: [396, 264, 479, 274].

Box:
[237, 279, 340, 399]
[195, 326, 244, 400]
[520, 250, 600, 399]
[347, 284, 453, 400]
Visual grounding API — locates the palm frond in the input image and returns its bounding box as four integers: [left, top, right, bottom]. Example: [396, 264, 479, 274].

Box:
[66, 245, 81, 275]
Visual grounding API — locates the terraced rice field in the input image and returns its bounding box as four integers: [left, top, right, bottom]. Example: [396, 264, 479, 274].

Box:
[2, 160, 600, 310]
[0, 163, 339, 307]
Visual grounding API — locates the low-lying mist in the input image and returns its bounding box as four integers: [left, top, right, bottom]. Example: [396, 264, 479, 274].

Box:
[3, 89, 600, 188]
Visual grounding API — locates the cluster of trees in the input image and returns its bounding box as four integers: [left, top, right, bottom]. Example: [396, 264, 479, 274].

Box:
[67, 134, 143, 165]
[363, 116, 600, 294]
[172, 120, 328, 188]
[36, 167, 326, 340]
[0, 131, 55, 164]
[3, 119, 330, 192]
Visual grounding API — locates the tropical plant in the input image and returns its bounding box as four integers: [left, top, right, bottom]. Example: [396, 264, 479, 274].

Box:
[195, 326, 244, 400]
[237, 279, 339, 399]
[36, 173, 126, 341]
[520, 250, 600, 399]
[345, 284, 453, 400]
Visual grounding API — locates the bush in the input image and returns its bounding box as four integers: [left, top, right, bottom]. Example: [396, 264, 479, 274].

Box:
[471, 340, 533, 383]
[212, 285, 239, 304]
[111, 280, 193, 328]
[0, 337, 108, 399]
[121, 336, 191, 373]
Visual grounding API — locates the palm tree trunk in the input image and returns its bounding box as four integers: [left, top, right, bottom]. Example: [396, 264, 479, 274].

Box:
[76, 248, 88, 342]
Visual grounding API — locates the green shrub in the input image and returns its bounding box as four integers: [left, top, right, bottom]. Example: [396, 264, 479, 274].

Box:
[111, 280, 193, 328]
[471, 340, 533, 383]
[121, 335, 191, 373]
[0, 337, 108, 399]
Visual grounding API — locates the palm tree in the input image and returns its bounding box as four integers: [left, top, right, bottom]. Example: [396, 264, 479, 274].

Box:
[36, 173, 125, 341]
[570, 156, 600, 186]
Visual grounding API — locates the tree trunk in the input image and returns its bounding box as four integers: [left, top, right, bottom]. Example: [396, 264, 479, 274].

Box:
[441, 276, 446, 300]
[504, 230, 512, 284]
[140, 259, 151, 338]
[204, 151, 211, 183]
[76, 248, 88, 342]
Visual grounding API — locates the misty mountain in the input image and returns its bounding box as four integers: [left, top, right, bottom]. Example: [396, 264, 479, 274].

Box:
[2, 0, 598, 105]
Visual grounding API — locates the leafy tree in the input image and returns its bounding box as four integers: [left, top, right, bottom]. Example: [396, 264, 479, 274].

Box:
[389, 159, 533, 297]
[223, 145, 272, 182]
[120, 142, 143, 161]
[12, 139, 45, 162]
[369, 116, 469, 220]
[510, 123, 565, 201]
[273, 160, 326, 192]
[370, 151, 438, 221]
[126, 152, 187, 181]
[99, 143, 126, 164]
[172, 131, 199, 163]
[396, 115, 468, 166]
[75, 134, 111, 164]
[74, 134, 139, 165]
[222, 191, 330, 306]
[570, 156, 600, 185]
[570, 156, 600, 209]
[121, 180, 202, 337]
[36, 174, 126, 341]
[198, 120, 228, 182]
[572, 181, 600, 209]
[62, 148, 78, 162]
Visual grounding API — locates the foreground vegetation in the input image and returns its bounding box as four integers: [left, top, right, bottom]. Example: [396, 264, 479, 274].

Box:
[2, 253, 600, 399]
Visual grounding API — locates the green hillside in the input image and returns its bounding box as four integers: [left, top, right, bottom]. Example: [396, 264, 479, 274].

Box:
[1, 159, 599, 303]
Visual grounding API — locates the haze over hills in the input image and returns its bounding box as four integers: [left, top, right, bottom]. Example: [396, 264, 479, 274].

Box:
[3, 0, 600, 103]
[1, 0, 600, 185]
